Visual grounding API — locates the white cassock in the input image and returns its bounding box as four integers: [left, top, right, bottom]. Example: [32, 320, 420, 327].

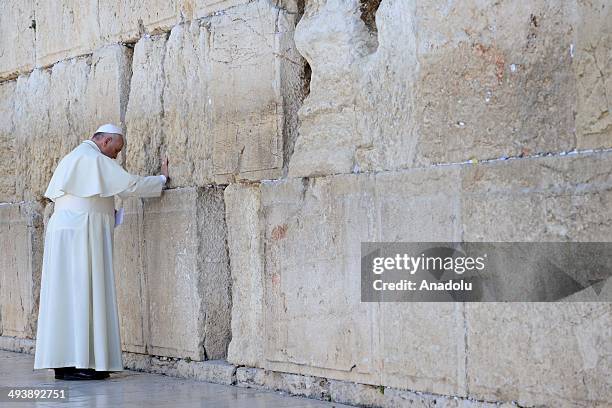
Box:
[34, 139, 166, 371]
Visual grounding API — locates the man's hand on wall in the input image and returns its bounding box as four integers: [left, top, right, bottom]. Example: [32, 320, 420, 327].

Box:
[161, 154, 170, 183]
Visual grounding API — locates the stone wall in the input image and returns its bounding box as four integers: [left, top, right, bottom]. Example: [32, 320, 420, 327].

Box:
[1, 0, 611, 407]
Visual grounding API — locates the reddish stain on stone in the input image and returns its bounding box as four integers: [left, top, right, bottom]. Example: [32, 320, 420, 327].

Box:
[272, 273, 281, 286]
[271, 224, 288, 240]
[473, 43, 506, 83]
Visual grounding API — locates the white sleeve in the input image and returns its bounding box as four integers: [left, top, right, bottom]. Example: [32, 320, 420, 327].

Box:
[116, 175, 165, 199]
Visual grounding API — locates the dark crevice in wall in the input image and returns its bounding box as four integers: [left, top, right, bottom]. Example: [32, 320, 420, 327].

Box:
[120, 41, 138, 48]
[118, 45, 135, 168]
[302, 60, 311, 99]
[359, 0, 381, 34]
[282, 2, 309, 178]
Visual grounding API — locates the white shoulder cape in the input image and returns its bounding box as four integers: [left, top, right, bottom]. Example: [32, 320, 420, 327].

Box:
[45, 140, 141, 201]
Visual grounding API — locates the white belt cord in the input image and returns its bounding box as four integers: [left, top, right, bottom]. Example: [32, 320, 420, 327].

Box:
[54, 194, 115, 215]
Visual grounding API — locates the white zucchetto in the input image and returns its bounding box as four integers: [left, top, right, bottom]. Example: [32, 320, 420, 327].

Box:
[94, 123, 124, 136]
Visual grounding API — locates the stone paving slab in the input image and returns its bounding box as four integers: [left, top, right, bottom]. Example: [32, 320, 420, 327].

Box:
[0, 350, 352, 407]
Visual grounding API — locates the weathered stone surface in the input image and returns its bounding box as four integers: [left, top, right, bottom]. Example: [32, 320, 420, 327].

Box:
[0, 336, 36, 355]
[225, 169, 465, 394]
[0, 202, 43, 339]
[459, 153, 612, 406]
[125, 34, 167, 178]
[33, 0, 195, 68]
[290, 0, 376, 177]
[224, 184, 264, 367]
[414, 0, 577, 165]
[34, 0, 99, 67]
[461, 152, 612, 242]
[290, 0, 607, 177]
[13, 69, 52, 202]
[88, 46, 134, 131]
[114, 198, 147, 354]
[163, 22, 213, 187]
[235, 367, 512, 408]
[125, 0, 304, 186]
[177, 359, 236, 385]
[3, 0, 298, 74]
[0, 0, 35, 80]
[195, 0, 250, 18]
[235, 367, 266, 387]
[0, 81, 16, 202]
[99, 0, 194, 45]
[208, 1, 302, 183]
[123, 352, 236, 385]
[466, 303, 612, 407]
[115, 187, 230, 361]
[11, 45, 132, 201]
[575, 0, 612, 149]
[195, 187, 231, 359]
[226, 151, 612, 402]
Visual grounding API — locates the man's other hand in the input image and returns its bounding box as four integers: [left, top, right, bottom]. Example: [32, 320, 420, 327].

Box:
[161, 155, 169, 181]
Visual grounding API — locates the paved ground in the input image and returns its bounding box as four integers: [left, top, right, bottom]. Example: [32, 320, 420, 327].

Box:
[0, 350, 351, 407]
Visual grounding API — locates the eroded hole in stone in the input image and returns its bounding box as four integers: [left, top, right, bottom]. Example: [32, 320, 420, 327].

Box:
[302, 61, 312, 98]
[360, 0, 381, 33]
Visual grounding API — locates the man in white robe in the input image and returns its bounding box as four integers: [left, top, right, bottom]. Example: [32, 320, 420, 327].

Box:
[33, 124, 169, 380]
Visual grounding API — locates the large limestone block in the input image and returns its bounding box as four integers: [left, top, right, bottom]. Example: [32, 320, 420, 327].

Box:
[99, 0, 194, 45]
[34, 0, 198, 66]
[87, 46, 134, 129]
[260, 176, 381, 384]
[375, 168, 465, 396]
[124, 24, 213, 183]
[0, 202, 43, 339]
[379, 303, 467, 397]
[0, 81, 17, 202]
[13, 69, 52, 202]
[115, 188, 231, 360]
[224, 184, 265, 367]
[125, 34, 167, 177]
[195, 187, 232, 359]
[375, 167, 462, 242]
[414, 0, 576, 165]
[251, 169, 465, 394]
[0, 0, 35, 80]
[460, 152, 612, 405]
[353, 0, 418, 174]
[34, 0, 99, 67]
[290, 0, 376, 177]
[461, 152, 612, 242]
[116, 187, 230, 360]
[126, 1, 304, 185]
[466, 303, 612, 407]
[208, 0, 302, 183]
[113, 198, 147, 354]
[12, 45, 132, 201]
[163, 22, 213, 187]
[575, 0, 612, 149]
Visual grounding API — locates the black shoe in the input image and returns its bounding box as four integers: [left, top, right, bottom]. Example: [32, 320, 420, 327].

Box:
[54, 367, 76, 380]
[62, 368, 104, 381]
